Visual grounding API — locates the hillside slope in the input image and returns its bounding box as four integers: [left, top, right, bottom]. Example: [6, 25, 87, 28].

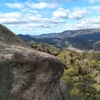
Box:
[29, 42, 100, 100]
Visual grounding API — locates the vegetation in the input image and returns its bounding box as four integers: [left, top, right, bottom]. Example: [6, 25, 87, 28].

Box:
[58, 51, 100, 100]
[30, 42, 100, 100]
[28, 42, 61, 56]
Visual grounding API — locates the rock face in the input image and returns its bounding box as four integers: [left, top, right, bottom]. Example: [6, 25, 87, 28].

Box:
[0, 24, 69, 100]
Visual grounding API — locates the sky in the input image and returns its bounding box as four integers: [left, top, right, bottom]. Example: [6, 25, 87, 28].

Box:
[0, 0, 100, 35]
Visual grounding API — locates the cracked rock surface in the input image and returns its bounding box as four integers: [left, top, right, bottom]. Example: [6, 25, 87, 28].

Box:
[0, 24, 69, 100]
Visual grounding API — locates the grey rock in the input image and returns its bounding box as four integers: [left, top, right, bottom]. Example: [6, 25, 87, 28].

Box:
[0, 24, 69, 100]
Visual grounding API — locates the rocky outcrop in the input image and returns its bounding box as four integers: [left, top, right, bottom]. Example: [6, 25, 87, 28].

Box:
[0, 24, 69, 100]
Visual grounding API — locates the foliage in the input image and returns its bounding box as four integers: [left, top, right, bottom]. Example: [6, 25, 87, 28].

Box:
[28, 42, 61, 56]
[58, 51, 100, 100]
[30, 42, 100, 100]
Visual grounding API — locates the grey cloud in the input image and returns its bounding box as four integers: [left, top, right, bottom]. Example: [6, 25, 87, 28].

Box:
[53, 7, 90, 20]
[0, 11, 64, 30]
[2, 21, 27, 24]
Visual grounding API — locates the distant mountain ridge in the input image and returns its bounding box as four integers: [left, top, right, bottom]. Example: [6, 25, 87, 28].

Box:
[33, 28, 100, 38]
[18, 28, 100, 51]
[18, 34, 37, 42]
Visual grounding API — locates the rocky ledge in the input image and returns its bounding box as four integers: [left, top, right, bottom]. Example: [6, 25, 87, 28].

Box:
[0, 24, 69, 100]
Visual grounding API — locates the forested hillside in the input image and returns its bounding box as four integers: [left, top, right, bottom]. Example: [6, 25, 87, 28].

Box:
[29, 42, 100, 100]
[58, 51, 100, 100]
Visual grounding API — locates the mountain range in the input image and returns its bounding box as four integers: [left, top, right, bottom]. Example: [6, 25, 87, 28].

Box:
[18, 28, 100, 51]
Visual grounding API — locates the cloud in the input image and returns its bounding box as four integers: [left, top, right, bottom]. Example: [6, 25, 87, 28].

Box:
[42, 17, 64, 25]
[38, 0, 78, 2]
[88, 6, 100, 14]
[0, 12, 25, 24]
[17, 18, 63, 30]
[6, 3, 24, 9]
[52, 8, 69, 18]
[89, 0, 100, 3]
[79, 17, 100, 24]
[65, 16, 100, 30]
[0, 10, 63, 30]
[18, 23, 46, 30]
[26, 2, 58, 9]
[68, 7, 91, 19]
[53, 7, 91, 20]
[6, 2, 59, 10]
[3, 0, 100, 32]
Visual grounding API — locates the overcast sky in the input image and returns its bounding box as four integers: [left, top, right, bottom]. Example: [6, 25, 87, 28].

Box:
[0, 0, 100, 35]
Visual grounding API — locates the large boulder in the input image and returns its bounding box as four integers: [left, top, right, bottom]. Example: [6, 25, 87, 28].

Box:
[0, 24, 69, 100]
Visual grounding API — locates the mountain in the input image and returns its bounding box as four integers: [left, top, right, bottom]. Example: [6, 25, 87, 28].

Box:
[33, 33, 58, 39]
[17, 34, 37, 42]
[18, 28, 100, 51]
[0, 24, 69, 100]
